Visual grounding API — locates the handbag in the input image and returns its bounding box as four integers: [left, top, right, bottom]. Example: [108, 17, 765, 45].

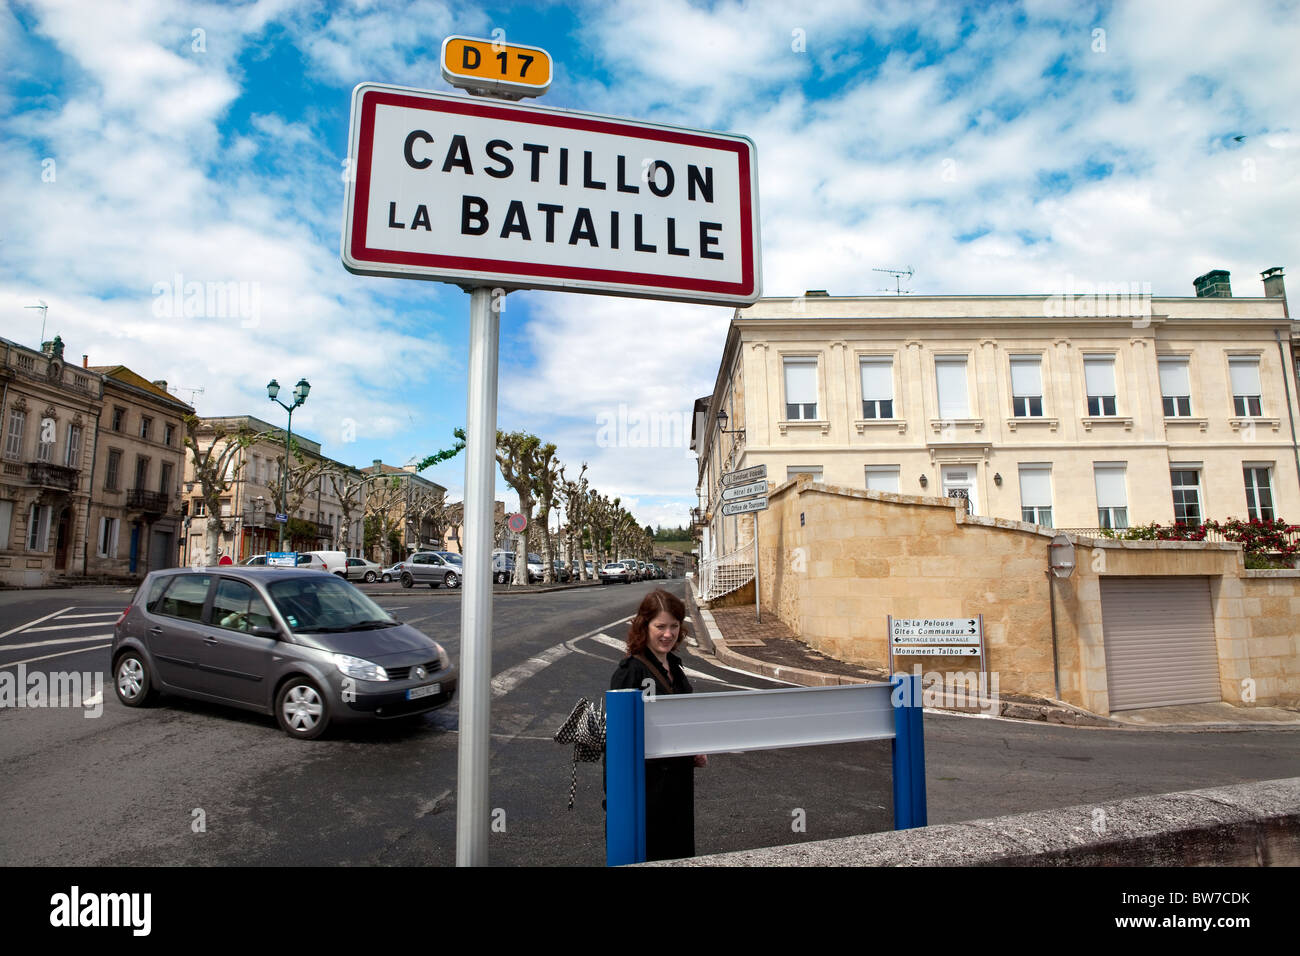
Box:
[554, 697, 606, 810]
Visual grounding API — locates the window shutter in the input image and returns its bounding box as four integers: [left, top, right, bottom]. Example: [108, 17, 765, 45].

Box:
[1018, 468, 1052, 508]
[1094, 465, 1127, 508]
[784, 358, 817, 406]
[1084, 357, 1116, 395]
[1229, 357, 1261, 395]
[1158, 358, 1190, 397]
[110, 518, 120, 558]
[1009, 358, 1042, 397]
[860, 359, 893, 401]
[935, 357, 969, 418]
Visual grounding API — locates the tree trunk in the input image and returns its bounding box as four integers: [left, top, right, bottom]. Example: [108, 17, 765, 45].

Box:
[205, 516, 223, 566]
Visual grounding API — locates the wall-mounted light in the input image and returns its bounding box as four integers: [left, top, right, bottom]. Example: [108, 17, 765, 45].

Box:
[919, 474, 928, 488]
[716, 408, 745, 437]
[994, 472, 1003, 486]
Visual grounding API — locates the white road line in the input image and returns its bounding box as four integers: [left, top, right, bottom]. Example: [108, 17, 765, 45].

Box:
[53, 612, 122, 620]
[83, 691, 103, 708]
[0, 607, 73, 641]
[1, 634, 114, 652]
[491, 644, 573, 698]
[0, 644, 112, 670]
[20, 621, 119, 633]
[582, 632, 789, 689]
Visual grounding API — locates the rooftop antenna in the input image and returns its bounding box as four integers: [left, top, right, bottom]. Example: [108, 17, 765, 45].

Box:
[168, 384, 205, 404]
[871, 266, 914, 295]
[24, 299, 48, 341]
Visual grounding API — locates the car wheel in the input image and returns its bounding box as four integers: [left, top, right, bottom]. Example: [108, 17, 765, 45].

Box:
[445, 571, 460, 589]
[401, 573, 414, 589]
[494, 571, 507, 584]
[275, 676, 330, 740]
[364, 571, 376, 583]
[113, 650, 157, 707]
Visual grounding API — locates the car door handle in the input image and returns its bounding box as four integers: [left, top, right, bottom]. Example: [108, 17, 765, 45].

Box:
[149, 626, 163, 634]
[204, 637, 219, 645]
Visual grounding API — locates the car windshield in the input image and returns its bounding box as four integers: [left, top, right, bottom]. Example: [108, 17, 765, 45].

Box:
[441, 553, 463, 565]
[267, 576, 397, 634]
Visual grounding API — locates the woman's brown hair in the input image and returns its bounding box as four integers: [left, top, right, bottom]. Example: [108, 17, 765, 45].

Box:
[625, 588, 691, 656]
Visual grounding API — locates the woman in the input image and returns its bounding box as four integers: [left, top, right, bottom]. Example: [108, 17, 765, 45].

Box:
[609, 588, 707, 861]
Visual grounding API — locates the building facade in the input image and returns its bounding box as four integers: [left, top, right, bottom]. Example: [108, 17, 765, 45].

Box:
[86, 363, 193, 578]
[695, 268, 1296, 558]
[360, 460, 448, 560]
[0, 336, 101, 586]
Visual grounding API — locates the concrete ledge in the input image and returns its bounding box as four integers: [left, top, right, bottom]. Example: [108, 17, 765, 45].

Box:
[653, 777, 1300, 867]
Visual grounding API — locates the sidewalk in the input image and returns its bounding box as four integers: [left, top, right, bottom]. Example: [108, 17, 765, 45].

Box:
[684, 582, 1300, 731]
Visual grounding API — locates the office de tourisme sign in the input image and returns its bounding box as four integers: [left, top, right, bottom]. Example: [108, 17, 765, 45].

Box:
[341, 84, 761, 305]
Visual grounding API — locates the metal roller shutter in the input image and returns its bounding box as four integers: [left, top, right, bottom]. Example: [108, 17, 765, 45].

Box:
[1101, 577, 1221, 711]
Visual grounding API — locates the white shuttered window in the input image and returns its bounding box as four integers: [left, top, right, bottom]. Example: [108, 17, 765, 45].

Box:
[783, 358, 818, 420]
[1094, 464, 1128, 529]
[935, 356, 969, 418]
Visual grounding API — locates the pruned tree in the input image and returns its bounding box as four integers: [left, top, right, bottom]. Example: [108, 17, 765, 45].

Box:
[182, 416, 272, 565]
[364, 475, 413, 566]
[558, 463, 590, 580]
[269, 438, 333, 547]
[532, 445, 562, 583]
[326, 467, 366, 554]
[496, 430, 555, 585]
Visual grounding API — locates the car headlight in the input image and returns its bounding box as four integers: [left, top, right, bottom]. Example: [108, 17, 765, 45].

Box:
[433, 643, 450, 670]
[333, 654, 389, 681]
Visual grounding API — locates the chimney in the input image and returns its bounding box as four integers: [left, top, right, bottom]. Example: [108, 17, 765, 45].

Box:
[1193, 269, 1232, 297]
[153, 379, 167, 390]
[1262, 267, 1288, 317]
[82, 354, 88, 368]
[804, 289, 829, 297]
[373, 459, 383, 467]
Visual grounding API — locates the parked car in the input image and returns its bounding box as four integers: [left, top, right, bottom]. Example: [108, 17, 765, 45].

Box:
[111, 567, 457, 739]
[239, 551, 344, 573]
[342, 557, 382, 583]
[600, 562, 632, 584]
[620, 559, 641, 581]
[400, 551, 462, 589]
[380, 561, 405, 582]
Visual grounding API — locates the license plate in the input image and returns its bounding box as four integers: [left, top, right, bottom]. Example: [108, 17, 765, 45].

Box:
[407, 683, 441, 701]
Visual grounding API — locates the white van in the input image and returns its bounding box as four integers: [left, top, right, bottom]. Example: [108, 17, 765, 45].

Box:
[298, 550, 348, 575]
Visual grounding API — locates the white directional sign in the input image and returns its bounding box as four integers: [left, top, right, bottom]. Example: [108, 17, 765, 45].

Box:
[891, 618, 982, 644]
[721, 496, 768, 516]
[721, 479, 767, 502]
[342, 84, 761, 305]
[722, 464, 766, 486]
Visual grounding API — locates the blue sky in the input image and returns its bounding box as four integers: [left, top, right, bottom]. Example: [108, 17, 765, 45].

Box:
[2, 0, 1298, 530]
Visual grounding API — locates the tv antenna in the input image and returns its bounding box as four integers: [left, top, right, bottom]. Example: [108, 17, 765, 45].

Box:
[871, 266, 914, 295]
[169, 384, 205, 405]
[24, 299, 48, 341]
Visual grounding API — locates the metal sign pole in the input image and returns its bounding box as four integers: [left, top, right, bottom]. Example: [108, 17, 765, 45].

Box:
[456, 286, 499, 867]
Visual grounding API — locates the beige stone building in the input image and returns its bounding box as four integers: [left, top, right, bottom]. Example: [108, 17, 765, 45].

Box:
[694, 268, 1296, 558]
[0, 336, 101, 586]
[183, 416, 368, 564]
[85, 363, 193, 578]
[359, 460, 448, 560]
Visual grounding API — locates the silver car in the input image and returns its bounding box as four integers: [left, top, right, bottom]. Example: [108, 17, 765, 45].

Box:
[111, 567, 457, 739]
[400, 551, 462, 589]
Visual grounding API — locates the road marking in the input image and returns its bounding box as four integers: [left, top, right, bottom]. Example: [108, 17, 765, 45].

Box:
[20, 621, 120, 633]
[0, 644, 112, 670]
[83, 691, 103, 708]
[52, 611, 121, 620]
[0, 634, 114, 652]
[0, 607, 73, 641]
[491, 643, 573, 698]
[582, 632, 785, 689]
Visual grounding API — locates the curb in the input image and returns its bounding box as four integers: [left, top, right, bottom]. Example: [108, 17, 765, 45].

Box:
[687, 584, 1297, 732]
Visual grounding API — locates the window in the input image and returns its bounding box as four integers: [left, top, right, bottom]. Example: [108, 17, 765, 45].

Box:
[1010, 356, 1043, 417]
[1018, 466, 1053, 527]
[97, 517, 120, 558]
[783, 357, 818, 420]
[157, 574, 211, 622]
[220, 498, 232, 517]
[140, 416, 152, 440]
[864, 466, 900, 493]
[935, 356, 969, 418]
[111, 407, 125, 432]
[4, 408, 25, 460]
[134, 456, 150, 490]
[164, 422, 175, 446]
[212, 578, 274, 632]
[1084, 356, 1118, 416]
[65, 424, 82, 469]
[1159, 357, 1192, 416]
[27, 503, 51, 552]
[1229, 356, 1263, 416]
[160, 461, 173, 495]
[105, 449, 122, 490]
[1094, 464, 1128, 530]
[1244, 466, 1274, 520]
[786, 466, 823, 482]
[193, 499, 207, 517]
[1171, 469, 1202, 525]
[860, 358, 894, 419]
[36, 420, 54, 462]
[0, 500, 12, 549]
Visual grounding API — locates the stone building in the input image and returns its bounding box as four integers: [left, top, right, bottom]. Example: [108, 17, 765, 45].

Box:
[694, 267, 1295, 559]
[359, 460, 448, 560]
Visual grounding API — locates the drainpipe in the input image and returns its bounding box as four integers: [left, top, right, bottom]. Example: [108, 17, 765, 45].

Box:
[1274, 329, 1300, 497]
[82, 386, 103, 577]
[1047, 569, 1061, 700]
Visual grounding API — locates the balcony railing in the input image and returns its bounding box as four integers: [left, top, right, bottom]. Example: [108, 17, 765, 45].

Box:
[126, 489, 170, 513]
[697, 538, 756, 602]
[28, 462, 78, 492]
[242, 509, 276, 529]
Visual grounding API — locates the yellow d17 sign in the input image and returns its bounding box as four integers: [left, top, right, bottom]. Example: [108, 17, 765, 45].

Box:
[440, 35, 552, 100]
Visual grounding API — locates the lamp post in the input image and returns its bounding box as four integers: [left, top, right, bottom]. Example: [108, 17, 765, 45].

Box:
[267, 377, 310, 551]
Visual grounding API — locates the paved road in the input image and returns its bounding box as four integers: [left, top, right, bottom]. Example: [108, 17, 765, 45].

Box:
[1, 581, 1297, 865]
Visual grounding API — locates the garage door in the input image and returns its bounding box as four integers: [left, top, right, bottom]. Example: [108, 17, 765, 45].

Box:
[1101, 577, 1221, 711]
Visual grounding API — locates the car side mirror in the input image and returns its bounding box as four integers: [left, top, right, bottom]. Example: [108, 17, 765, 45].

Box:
[250, 625, 281, 639]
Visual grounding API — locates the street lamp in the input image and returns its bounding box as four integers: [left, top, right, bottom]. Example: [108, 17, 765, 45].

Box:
[268, 377, 310, 550]
[716, 408, 745, 437]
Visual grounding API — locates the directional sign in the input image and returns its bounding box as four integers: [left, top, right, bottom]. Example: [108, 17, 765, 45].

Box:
[891, 618, 981, 644]
[275, 513, 288, 523]
[440, 35, 552, 99]
[721, 496, 767, 517]
[721, 479, 767, 502]
[342, 84, 761, 305]
[722, 464, 766, 487]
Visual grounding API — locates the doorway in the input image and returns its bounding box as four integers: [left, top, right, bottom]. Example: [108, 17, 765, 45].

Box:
[940, 465, 978, 515]
[54, 508, 72, 570]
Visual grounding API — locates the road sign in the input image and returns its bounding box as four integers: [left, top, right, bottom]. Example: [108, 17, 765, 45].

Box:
[890, 618, 981, 644]
[275, 513, 287, 523]
[721, 496, 767, 517]
[721, 479, 767, 502]
[341, 84, 761, 305]
[440, 36, 552, 99]
[722, 464, 766, 486]
[507, 512, 527, 533]
[267, 552, 297, 567]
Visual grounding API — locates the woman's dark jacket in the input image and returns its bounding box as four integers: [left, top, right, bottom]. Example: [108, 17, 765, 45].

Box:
[609, 650, 695, 861]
